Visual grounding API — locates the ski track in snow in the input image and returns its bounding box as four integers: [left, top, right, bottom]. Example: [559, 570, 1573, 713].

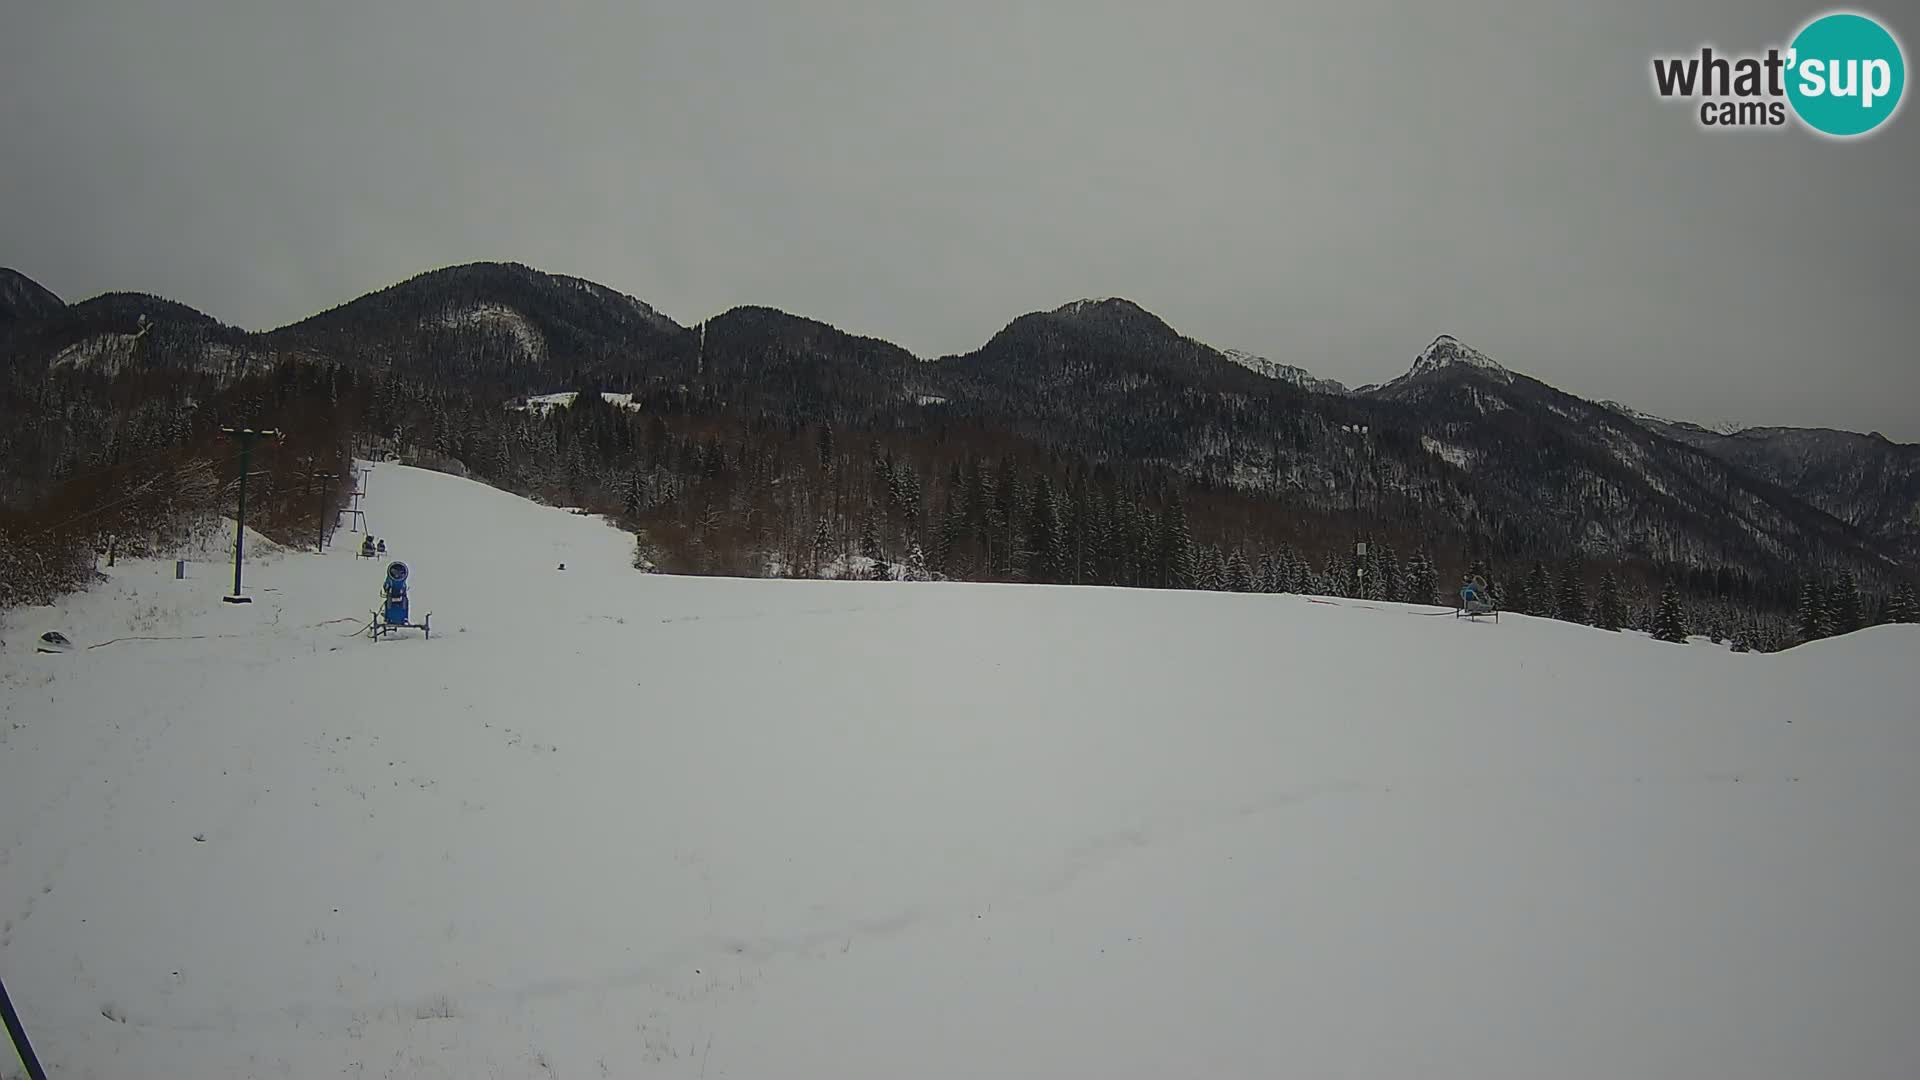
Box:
[2, 463, 1917, 1079]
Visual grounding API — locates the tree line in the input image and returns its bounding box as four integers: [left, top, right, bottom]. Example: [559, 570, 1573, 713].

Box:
[4, 357, 1915, 653]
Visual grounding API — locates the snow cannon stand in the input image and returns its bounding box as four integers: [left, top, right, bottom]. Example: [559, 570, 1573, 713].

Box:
[1455, 577, 1500, 622]
[368, 560, 432, 641]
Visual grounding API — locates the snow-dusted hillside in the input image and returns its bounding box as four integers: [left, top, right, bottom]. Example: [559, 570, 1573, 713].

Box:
[550, 272, 680, 334]
[431, 302, 548, 364]
[1219, 349, 1349, 394]
[2, 466, 1916, 1079]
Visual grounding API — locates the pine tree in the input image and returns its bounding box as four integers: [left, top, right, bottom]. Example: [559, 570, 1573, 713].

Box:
[1090, 491, 1121, 584]
[1630, 594, 1655, 634]
[1279, 547, 1302, 594]
[1651, 580, 1689, 643]
[991, 459, 1020, 578]
[906, 539, 931, 582]
[1557, 557, 1588, 624]
[1589, 568, 1620, 626]
[1795, 579, 1829, 642]
[621, 471, 642, 519]
[1370, 545, 1399, 602]
[1323, 551, 1347, 597]
[1098, 493, 1125, 586]
[816, 423, 835, 471]
[812, 515, 833, 575]
[1256, 552, 1280, 593]
[492, 434, 514, 481]
[1024, 476, 1058, 583]
[1197, 545, 1226, 591]
[1829, 570, 1862, 635]
[1522, 562, 1552, 617]
[1225, 549, 1253, 593]
[860, 520, 890, 580]
[1889, 582, 1918, 623]
[1157, 497, 1194, 589]
[1405, 548, 1438, 605]
[936, 468, 965, 577]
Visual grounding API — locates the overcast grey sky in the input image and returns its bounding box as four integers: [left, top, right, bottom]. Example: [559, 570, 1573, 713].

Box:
[4, 0, 1916, 436]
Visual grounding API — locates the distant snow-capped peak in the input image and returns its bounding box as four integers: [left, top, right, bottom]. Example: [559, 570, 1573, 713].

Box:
[1405, 335, 1511, 382]
[1220, 349, 1349, 394]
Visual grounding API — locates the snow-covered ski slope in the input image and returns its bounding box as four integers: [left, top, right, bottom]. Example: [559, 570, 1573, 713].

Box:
[2, 464, 1916, 1080]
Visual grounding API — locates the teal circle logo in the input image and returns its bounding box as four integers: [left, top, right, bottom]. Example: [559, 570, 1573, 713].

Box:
[1787, 12, 1905, 137]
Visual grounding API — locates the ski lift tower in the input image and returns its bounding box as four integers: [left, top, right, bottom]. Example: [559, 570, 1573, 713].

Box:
[340, 464, 368, 534]
[1340, 423, 1372, 593]
[218, 426, 283, 603]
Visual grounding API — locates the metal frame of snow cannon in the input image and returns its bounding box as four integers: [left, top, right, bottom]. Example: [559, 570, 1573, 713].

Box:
[367, 560, 432, 641]
[368, 608, 432, 641]
[1455, 599, 1500, 623]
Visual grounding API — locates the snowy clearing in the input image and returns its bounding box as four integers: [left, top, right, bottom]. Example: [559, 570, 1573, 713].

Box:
[508, 391, 641, 415]
[432, 303, 546, 364]
[2, 464, 1916, 1079]
[1420, 433, 1478, 471]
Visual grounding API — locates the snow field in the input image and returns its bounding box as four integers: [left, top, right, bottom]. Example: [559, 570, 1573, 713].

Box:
[1, 464, 1915, 1078]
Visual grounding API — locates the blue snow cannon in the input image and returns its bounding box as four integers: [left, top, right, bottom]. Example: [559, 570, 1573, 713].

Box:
[368, 559, 431, 640]
[382, 561, 410, 624]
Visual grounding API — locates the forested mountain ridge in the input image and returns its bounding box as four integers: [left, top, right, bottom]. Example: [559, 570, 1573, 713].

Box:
[3, 261, 1914, 648]
[1357, 346, 1894, 577]
[265, 262, 689, 392]
[0, 267, 65, 327]
[1626, 416, 1920, 563]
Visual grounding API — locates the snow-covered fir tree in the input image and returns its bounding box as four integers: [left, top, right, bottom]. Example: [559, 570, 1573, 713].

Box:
[1795, 579, 1829, 642]
[1404, 548, 1438, 605]
[1368, 544, 1399, 602]
[812, 516, 833, 575]
[1225, 548, 1253, 593]
[1522, 562, 1552, 617]
[1282, 547, 1307, 594]
[1652, 580, 1689, 643]
[1888, 582, 1918, 623]
[1557, 557, 1588, 624]
[1157, 498, 1194, 589]
[1828, 570, 1862, 635]
[860, 520, 890, 581]
[621, 471, 642, 518]
[1256, 552, 1281, 593]
[1198, 545, 1226, 591]
[1594, 569, 1625, 631]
